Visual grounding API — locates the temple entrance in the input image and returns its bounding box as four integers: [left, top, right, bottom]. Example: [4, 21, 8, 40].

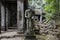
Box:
[0, 0, 25, 32]
[5, 1, 17, 29]
[8, 1, 17, 29]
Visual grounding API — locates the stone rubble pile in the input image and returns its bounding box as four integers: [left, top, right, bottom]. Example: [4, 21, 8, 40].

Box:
[40, 25, 59, 35]
[39, 20, 60, 35]
[34, 20, 60, 40]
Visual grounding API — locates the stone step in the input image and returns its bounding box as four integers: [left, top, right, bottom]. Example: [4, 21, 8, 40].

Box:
[0, 34, 25, 39]
[0, 31, 25, 39]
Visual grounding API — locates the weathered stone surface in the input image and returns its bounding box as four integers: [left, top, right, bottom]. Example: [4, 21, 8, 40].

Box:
[1, 37, 25, 40]
[17, 0, 24, 32]
[46, 35, 59, 40]
[1, 3, 5, 29]
[39, 20, 60, 36]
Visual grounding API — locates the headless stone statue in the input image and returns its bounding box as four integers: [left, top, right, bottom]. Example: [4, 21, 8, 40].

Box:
[25, 9, 36, 40]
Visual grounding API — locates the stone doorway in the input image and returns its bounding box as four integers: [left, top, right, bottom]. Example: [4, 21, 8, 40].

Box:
[0, 0, 17, 29]
[0, 0, 25, 32]
[7, 1, 17, 29]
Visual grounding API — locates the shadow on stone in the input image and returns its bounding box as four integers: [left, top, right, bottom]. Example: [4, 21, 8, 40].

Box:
[25, 35, 37, 40]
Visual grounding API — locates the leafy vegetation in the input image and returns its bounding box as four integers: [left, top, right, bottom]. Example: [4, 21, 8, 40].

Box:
[44, 0, 60, 23]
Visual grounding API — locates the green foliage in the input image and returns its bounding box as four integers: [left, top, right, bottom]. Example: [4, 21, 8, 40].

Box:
[44, 0, 59, 23]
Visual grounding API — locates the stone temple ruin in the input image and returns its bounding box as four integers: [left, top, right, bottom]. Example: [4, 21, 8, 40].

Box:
[0, 0, 60, 40]
[0, 0, 46, 34]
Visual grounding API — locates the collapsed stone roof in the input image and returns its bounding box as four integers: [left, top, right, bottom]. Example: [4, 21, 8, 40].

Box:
[35, 9, 46, 15]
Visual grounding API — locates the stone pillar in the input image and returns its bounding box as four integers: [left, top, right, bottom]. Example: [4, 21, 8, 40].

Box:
[1, 3, 5, 30]
[6, 7, 8, 30]
[40, 14, 42, 23]
[17, 0, 24, 32]
[40, 9, 43, 23]
[0, 2, 1, 34]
